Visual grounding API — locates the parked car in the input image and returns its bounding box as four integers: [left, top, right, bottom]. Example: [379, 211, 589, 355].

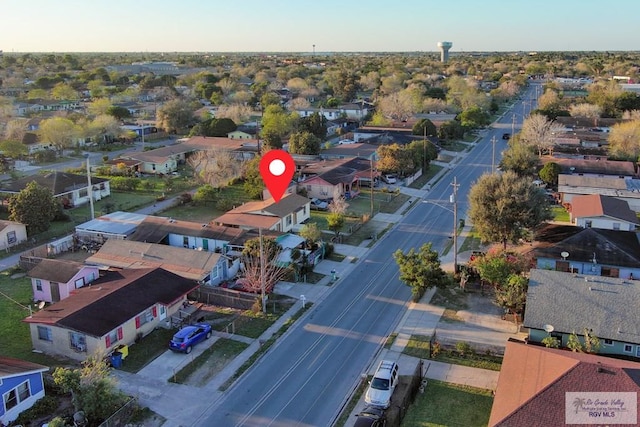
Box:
[354, 405, 387, 427]
[382, 174, 397, 184]
[310, 198, 329, 211]
[502, 133, 511, 140]
[169, 323, 212, 354]
[365, 360, 399, 408]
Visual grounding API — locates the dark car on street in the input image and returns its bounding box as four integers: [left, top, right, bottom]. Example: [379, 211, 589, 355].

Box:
[169, 323, 212, 354]
[354, 405, 386, 427]
[502, 133, 511, 140]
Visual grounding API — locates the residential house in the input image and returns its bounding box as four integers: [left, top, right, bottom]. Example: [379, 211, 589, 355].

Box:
[320, 142, 379, 161]
[540, 156, 635, 177]
[85, 239, 237, 285]
[0, 172, 110, 209]
[558, 174, 640, 212]
[528, 224, 640, 278]
[75, 211, 148, 242]
[0, 357, 49, 425]
[0, 220, 27, 250]
[23, 268, 199, 361]
[569, 194, 639, 231]
[489, 339, 640, 426]
[294, 101, 373, 123]
[212, 194, 311, 233]
[228, 123, 258, 140]
[524, 269, 640, 358]
[127, 215, 245, 252]
[28, 259, 100, 303]
[298, 157, 376, 199]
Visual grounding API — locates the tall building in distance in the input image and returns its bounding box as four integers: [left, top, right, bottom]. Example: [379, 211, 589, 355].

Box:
[437, 41, 452, 62]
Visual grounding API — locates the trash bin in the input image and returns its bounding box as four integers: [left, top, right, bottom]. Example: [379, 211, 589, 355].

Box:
[115, 344, 128, 360]
[110, 351, 122, 368]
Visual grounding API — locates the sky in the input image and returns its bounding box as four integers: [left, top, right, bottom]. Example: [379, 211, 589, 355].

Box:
[1, 0, 638, 53]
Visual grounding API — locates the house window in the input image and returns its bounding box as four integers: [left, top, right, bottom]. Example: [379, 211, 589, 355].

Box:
[100, 183, 105, 190]
[79, 188, 88, 198]
[37, 326, 52, 342]
[152, 164, 156, 171]
[286, 215, 292, 226]
[601, 267, 619, 278]
[3, 387, 18, 411]
[603, 339, 614, 346]
[624, 344, 633, 353]
[17, 381, 31, 403]
[69, 331, 87, 352]
[35, 279, 43, 291]
[105, 327, 123, 348]
[136, 308, 155, 328]
[183, 236, 189, 248]
[74, 278, 85, 289]
[585, 220, 592, 228]
[613, 223, 620, 230]
[7, 230, 16, 244]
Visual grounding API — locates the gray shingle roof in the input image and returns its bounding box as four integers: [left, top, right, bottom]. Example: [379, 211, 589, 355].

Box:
[524, 269, 640, 344]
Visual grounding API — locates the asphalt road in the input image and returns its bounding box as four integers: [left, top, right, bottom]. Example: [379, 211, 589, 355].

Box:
[193, 84, 542, 427]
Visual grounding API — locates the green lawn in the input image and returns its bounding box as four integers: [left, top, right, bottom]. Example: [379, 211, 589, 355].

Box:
[551, 205, 570, 222]
[401, 380, 493, 427]
[402, 335, 503, 371]
[409, 164, 444, 189]
[119, 328, 176, 373]
[0, 269, 62, 366]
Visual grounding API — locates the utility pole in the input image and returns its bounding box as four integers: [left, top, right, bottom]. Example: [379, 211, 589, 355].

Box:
[370, 157, 374, 216]
[450, 177, 459, 274]
[259, 227, 266, 313]
[512, 113, 516, 137]
[423, 125, 427, 173]
[84, 154, 95, 220]
[491, 136, 497, 173]
[140, 121, 145, 151]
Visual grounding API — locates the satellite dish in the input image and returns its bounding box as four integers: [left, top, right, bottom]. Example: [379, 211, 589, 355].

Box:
[561, 251, 569, 260]
[38, 301, 45, 309]
[544, 324, 555, 333]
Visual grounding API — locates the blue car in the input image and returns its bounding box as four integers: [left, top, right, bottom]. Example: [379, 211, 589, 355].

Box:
[169, 323, 212, 354]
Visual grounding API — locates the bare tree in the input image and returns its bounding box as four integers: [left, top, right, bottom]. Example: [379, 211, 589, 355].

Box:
[188, 147, 244, 189]
[422, 98, 449, 113]
[329, 186, 349, 214]
[608, 120, 640, 160]
[214, 104, 253, 124]
[377, 91, 416, 122]
[289, 97, 311, 110]
[4, 118, 29, 142]
[569, 103, 602, 126]
[519, 114, 564, 156]
[537, 89, 562, 111]
[239, 249, 289, 295]
[622, 110, 640, 121]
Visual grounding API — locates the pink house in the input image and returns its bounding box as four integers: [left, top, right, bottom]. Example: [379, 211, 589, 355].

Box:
[28, 259, 99, 303]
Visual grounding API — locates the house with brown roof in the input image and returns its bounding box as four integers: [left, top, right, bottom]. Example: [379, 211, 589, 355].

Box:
[0, 357, 49, 425]
[298, 157, 375, 199]
[23, 268, 199, 361]
[540, 156, 636, 177]
[0, 172, 110, 209]
[569, 194, 639, 231]
[489, 340, 640, 426]
[558, 174, 640, 212]
[0, 219, 27, 251]
[212, 194, 310, 232]
[528, 224, 640, 278]
[28, 259, 100, 303]
[85, 239, 237, 285]
[524, 269, 640, 358]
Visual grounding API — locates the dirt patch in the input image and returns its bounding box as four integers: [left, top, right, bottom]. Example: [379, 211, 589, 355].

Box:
[182, 346, 240, 387]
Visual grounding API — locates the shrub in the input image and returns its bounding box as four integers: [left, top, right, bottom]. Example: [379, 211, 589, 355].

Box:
[455, 341, 474, 357]
[13, 395, 59, 425]
[139, 179, 155, 191]
[110, 176, 139, 191]
[431, 341, 441, 358]
[179, 192, 192, 204]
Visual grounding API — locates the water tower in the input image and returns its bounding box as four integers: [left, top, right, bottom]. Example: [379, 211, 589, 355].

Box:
[437, 41, 453, 62]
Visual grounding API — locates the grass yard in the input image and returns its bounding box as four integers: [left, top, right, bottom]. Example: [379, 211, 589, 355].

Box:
[409, 164, 444, 189]
[0, 269, 62, 366]
[401, 380, 493, 427]
[119, 328, 176, 373]
[459, 228, 485, 253]
[551, 205, 570, 222]
[430, 283, 469, 311]
[402, 336, 503, 371]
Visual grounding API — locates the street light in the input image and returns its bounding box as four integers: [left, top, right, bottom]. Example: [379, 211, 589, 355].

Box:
[450, 177, 459, 274]
[84, 153, 95, 220]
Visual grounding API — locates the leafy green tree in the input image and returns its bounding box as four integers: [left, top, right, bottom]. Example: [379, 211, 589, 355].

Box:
[0, 140, 28, 158]
[39, 116, 77, 154]
[495, 274, 528, 320]
[468, 171, 552, 249]
[261, 129, 283, 151]
[156, 99, 197, 133]
[242, 236, 280, 260]
[298, 112, 327, 140]
[260, 92, 282, 109]
[412, 118, 437, 137]
[51, 82, 78, 100]
[470, 250, 529, 288]
[376, 143, 415, 175]
[8, 181, 59, 234]
[191, 117, 237, 137]
[541, 336, 560, 348]
[299, 222, 322, 248]
[327, 212, 345, 238]
[105, 105, 131, 120]
[193, 184, 218, 205]
[459, 106, 490, 129]
[393, 243, 448, 302]
[500, 141, 539, 176]
[243, 155, 264, 199]
[567, 331, 583, 352]
[53, 353, 125, 423]
[261, 104, 295, 142]
[288, 131, 321, 155]
[438, 120, 465, 140]
[538, 162, 561, 187]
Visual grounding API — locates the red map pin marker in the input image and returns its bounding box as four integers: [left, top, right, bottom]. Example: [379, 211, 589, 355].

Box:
[259, 150, 295, 203]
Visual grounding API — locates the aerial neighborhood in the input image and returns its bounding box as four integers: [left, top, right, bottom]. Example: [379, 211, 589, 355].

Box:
[2, 47, 640, 427]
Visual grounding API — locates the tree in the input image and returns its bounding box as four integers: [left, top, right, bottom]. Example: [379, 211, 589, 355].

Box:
[39, 117, 77, 154]
[193, 184, 218, 205]
[298, 112, 327, 140]
[9, 181, 59, 234]
[240, 237, 288, 309]
[53, 352, 126, 423]
[494, 274, 528, 322]
[470, 250, 529, 289]
[288, 131, 321, 155]
[438, 120, 465, 140]
[0, 140, 28, 158]
[393, 243, 448, 302]
[519, 113, 564, 156]
[329, 186, 349, 214]
[538, 162, 561, 187]
[187, 147, 243, 189]
[105, 105, 131, 120]
[299, 223, 322, 248]
[51, 82, 78, 100]
[569, 103, 602, 126]
[537, 89, 562, 112]
[377, 91, 417, 122]
[88, 98, 113, 117]
[242, 155, 264, 199]
[468, 171, 552, 249]
[459, 106, 490, 129]
[3, 118, 29, 142]
[541, 336, 560, 348]
[607, 120, 640, 160]
[412, 118, 437, 137]
[376, 143, 415, 175]
[86, 114, 121, 144]
[156, 99, 197, 133]
[327, 212, 345, 238]
[499, 140, 539, 176]
[261, 104, 295, 142]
